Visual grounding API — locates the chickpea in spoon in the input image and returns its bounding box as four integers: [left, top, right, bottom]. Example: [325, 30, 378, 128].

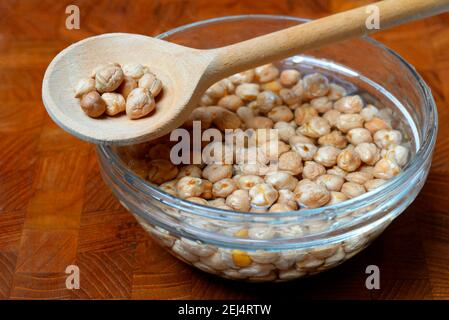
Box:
[74, 62, 163, 119]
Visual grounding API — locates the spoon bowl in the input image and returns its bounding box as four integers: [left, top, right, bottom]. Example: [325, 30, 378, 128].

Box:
[42, 33, 214, 144]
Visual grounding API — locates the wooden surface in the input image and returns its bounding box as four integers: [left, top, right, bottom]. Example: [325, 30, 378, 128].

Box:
[0, 0, 449, 300]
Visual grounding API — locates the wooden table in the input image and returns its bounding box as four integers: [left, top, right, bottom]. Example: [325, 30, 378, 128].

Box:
[0, 0, 448, 300]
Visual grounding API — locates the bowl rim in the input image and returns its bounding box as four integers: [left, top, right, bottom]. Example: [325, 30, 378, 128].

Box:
[98, 14, 438, 220]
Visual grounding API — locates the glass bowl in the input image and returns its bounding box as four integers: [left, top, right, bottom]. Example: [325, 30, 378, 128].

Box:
[96, 15, 437, 282]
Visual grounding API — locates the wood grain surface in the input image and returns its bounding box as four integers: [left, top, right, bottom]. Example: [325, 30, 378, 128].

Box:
[0, 0, 448, 300]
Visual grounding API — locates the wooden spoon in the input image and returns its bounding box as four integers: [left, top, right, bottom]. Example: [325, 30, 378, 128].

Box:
[42, 0, 449, 145]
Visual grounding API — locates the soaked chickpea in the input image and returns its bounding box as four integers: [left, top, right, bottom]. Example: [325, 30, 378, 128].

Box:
[278, 151, 303, 175]
[316, 174, 345, 192]
[303, 161, 326, 180]
[294, 180, 330, 208]
[294, 105, 319, 126]
[341, 182, 366, 199]
[298, 116, 331, 138]
[255, 64, 280, 83]
[318, 130, 348, 149]
[302, 73, 330, 99]
[336, 114, 364, 133]
[249, 183, 279, 207]
[327, 83, 347, 101]
[334, 95, 363, 114]
[347, 128, 373, 145]
[354, 143, 380, 165]
[310, 97, 333, 114]
[337, 147, 361, 172]
[267, 106, 294, 122]
[373, 158, 401, 179]
[212, 178, 237, 198]
[226, 189, 251, 212]
[313, 146, 341, 167]
[280, 69, 301, 87]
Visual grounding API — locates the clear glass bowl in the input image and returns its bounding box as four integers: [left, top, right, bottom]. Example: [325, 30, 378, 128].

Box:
[96, 15, 437, 282]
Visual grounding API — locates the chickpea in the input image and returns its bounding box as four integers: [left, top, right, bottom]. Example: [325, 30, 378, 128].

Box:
[373, 158, 401, 179]
[337, 147, 361, 172]
[212, 178, 237, 198]
[236, 175, 264, 190]
[205, 81, 227, 99]
[336, 114, 364, 133]
[127, 159, 148, 179]
[373, 129, 403, 149]
[313, 146, 341, 167]
[122, 63, 146, 79]
[381, 145, 409, 167]
[101, 92, 126, 116]
[294, 180, 330, 208]
[341, 182, 365, 199]
[360, 104, 379, 121]
[256, 91, 280, 114]
[278, 151, 303, 175]
[364, 117, 391, 134]
[139, 73, 163, 97]
[290, 141, 317, 161]
[280, 69, 300, 87]
[334, 95, 363, 114]
[279, 88, 301, 106]
[311, 97, 333, 113]
[302, 161, 326, 180]
[265, 171, 298, 191]
[186, 197, 209, 205]
[302, 73, 330, 99]
[322, 109, 341, 128]
[267, 106, 294, 122]
[117, 76, 138, 99]
[255, 64, 279, 83]
[80, 91, 106, 118]
[328, 191, 348, 204]
[176, 177, 205, 199]
[220, 78, 235, 94]
[235, 83, 259, 101]
[211, 107, 242, 131]
[229, 70, 255, 85]
[218, 95, 243, 111]
[248, 116, 274, 129]
[269, 203, 296, 212]
[294, 105, 318, 126]
[177, 165, 202, 179]
[347, 128, 373, 145]
[274, 122, 296, 142]
[298, 116, 331, 138]
[249, 183, 279, 207]
[277, 189, 299, 209]
[95, 63, 124, 93]
[261, 80, 283, 93]
[199, 93, 215, 106]
[226, 189, 251, 212]
[364, 178, 387, 191]
[147, 159, 179, 184]
[354, 142, 380, 165]
[74, 78, 95, 98]
[159, 179, 178, 196]
[203, 179, 217, 199]
[318, 130, 348, 149]
[345, 171, 373, 185]
[327, 165, 347, 178]
[315, 174, 345, 192]
[202, 164, 233, 183]
[126, 88, 155, 119]
[327, 83, 347, 101]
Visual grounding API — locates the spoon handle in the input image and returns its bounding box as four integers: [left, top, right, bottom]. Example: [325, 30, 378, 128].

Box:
[209, 0, 449, 78]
